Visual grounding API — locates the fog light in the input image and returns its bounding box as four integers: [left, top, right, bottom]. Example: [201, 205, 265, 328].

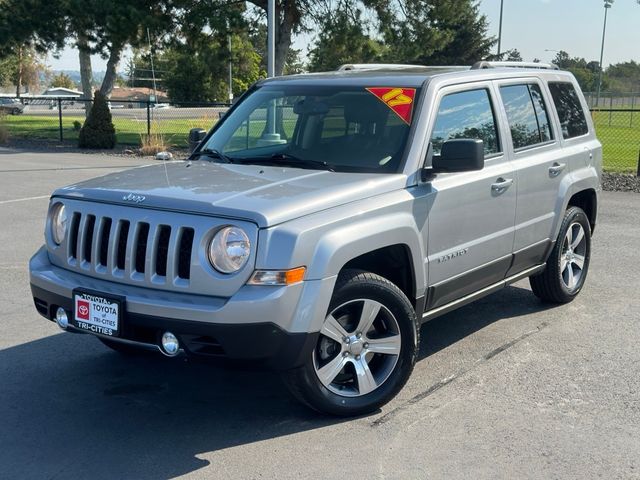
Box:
[55, 307, 69, 330]
[161, 331, 180, 356]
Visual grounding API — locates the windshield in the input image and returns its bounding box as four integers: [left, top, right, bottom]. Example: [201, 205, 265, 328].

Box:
[201, 84, 419, 173]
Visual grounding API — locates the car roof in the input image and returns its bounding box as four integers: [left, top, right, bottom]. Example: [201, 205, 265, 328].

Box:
[258, 65, 576, 89]
[259, 68, 461, 88]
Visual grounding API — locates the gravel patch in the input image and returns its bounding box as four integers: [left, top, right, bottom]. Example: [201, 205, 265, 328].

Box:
[602, 172, 640, 193]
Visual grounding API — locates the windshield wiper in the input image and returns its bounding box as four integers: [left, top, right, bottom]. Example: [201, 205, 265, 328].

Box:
[237, 153, 335, 172]
[190, 148, 235, 164]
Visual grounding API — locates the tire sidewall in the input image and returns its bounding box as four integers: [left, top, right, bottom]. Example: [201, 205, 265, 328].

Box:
[298, 272, 418, 415]
[553, 208, 592, 299]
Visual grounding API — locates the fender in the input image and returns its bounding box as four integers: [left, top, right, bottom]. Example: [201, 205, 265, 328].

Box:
[255, 191, 427, 298]
[551, 165, 600, 240]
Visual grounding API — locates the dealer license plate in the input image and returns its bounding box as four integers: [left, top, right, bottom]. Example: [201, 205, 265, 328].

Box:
[73, 290, 122, 336]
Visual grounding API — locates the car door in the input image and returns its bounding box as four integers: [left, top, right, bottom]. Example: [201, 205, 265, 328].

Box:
[495, 79, 569, 276]
[424, 83, 517, 311]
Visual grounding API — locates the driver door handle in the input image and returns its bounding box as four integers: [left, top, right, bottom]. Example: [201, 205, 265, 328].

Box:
[491, 177, 513, 194]
[549, 162, 567, 177]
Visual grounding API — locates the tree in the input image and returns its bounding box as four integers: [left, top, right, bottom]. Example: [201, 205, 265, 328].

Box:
[0, 0, 67, 57]
[248, 21, 305, 75]
[308, 0, 385, 72]
[606, 60, 640, 92]
[552, 51, 601, 92]
[50, 72, 77, 89]
[505, 49, 522, 62]
[78, 90, 116, 149]
[0, 47, 47, 96]
[0, 0, 176, 98]
[247, 0, 313, 76]
[421, 0, 496, 64]
[162, 32, 262, 102]
[363, 0, 495, 65]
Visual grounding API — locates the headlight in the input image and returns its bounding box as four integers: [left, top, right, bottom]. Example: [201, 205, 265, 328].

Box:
[208, 226, 251, 273]
[50, 203, 67, 245]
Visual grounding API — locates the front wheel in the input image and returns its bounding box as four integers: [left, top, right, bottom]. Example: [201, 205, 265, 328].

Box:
[283, 270, 419, 416]
[530, 206, 592, 303]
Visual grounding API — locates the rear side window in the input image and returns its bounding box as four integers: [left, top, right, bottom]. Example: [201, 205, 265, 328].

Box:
[500, 84, 554, 149]
[548, 82, 589, 139]
[430, 89, 500, 156]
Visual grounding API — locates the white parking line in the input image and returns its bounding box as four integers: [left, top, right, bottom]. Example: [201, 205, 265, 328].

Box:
[0, 195, 49, 205]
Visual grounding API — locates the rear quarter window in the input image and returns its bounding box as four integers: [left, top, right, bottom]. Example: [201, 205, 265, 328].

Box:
[548, 82, 589, 139]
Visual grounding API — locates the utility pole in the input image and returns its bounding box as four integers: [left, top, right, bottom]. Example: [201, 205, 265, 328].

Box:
[146, 28, 158, 104]
[596, 0, 614, 108]
[228, 34, 233, 103]
[267, 0, 275, 77]
[265, 0, 277, 139]
[497, 0, 505, 57]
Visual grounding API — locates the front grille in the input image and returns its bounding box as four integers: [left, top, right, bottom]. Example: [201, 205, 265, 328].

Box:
[49, 199, 256, 297]
[67, 211, 194, 284]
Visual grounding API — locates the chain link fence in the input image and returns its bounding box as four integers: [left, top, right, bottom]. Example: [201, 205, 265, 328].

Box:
[2, 97, 231, 149]
[583, 91, 640, 174]
[2, 95, 639, 174]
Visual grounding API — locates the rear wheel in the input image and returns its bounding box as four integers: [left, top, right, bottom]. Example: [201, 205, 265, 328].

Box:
[530, 206, 591, 303]
[283, 270, 419, 416]
[11, 108, 20, 115]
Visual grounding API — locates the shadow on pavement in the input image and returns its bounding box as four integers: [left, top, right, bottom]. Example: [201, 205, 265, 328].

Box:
[0, 284, 552, 479]
[419, 284, 553, 360]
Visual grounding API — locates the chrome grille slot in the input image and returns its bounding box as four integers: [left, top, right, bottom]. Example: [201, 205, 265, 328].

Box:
[115, 220, 130, 271]
[82, 215, 96, 265]
[98, 217, 112, 267]
[178, 227, 194, 280]
[68, 212, 81, 262]
[155, 225, 171, 277]
[134, 222, 150, 275]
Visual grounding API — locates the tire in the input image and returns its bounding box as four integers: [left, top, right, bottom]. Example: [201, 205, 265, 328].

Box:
[529, 206, 591, 303]
[283, 269, 419, 416]
[97, 336, 151, 356]
[12, 108, 20, 115]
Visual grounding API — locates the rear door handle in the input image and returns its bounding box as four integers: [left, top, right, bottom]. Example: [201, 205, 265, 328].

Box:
[491, 177, 513, 193]
[549, 162, 566, 177]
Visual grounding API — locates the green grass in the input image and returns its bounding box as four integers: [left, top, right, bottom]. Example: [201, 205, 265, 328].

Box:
[3, 111, 639, 173]
[3, 114, 216, 148]
[592, 111, 640, 173]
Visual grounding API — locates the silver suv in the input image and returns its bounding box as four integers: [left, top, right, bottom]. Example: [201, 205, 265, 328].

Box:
[29, 62, 601, 416]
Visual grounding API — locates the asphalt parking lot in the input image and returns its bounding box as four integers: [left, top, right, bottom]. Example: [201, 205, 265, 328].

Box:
[1, 147, 639, 479]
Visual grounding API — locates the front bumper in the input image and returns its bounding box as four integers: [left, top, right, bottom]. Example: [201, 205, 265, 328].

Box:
[30, 247, 335, 369]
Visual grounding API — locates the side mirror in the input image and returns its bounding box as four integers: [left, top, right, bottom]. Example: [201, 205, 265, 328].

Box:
[431, 139, 484, 173]
[188, 128, 207, 153]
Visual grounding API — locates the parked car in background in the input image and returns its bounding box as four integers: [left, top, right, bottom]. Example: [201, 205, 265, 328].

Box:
[0, 98, 25, 115]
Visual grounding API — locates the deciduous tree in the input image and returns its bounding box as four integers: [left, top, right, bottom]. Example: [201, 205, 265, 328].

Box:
[50, 72, 77, 89]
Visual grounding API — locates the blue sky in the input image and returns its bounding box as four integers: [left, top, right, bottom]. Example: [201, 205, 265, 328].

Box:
[48, 0, 640, 71]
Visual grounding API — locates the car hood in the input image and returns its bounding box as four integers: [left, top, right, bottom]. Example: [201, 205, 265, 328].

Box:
[53, 161, 408, 227]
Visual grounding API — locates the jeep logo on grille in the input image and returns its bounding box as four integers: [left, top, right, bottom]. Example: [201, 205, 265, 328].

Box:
[122, 193, 146, 203]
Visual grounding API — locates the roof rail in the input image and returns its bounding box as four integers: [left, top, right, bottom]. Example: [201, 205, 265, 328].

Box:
[471, 61, 559, 70]
[337, 63, 469, 72]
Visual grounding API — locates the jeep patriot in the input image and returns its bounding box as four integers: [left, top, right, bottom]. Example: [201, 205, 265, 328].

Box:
[30, 62, 601, 415]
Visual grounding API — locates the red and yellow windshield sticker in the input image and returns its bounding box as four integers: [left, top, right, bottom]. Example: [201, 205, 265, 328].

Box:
[366, 87, 416, 125]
